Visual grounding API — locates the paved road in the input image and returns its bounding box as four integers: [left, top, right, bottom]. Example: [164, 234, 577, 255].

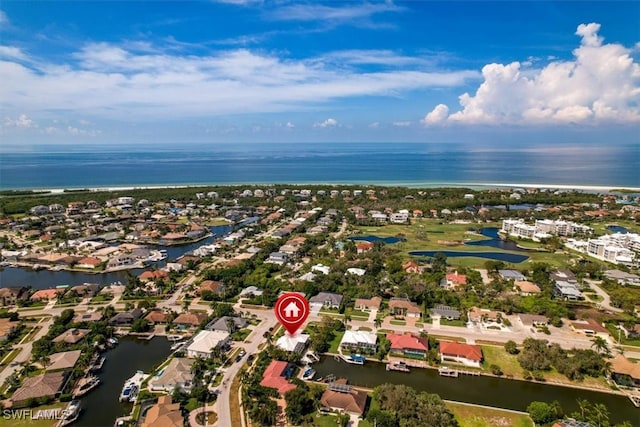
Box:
[585, 279, 623, 313]
[0, 317, 53, 387]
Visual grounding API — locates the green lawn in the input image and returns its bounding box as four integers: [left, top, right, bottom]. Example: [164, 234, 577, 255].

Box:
[328, 331, 346, 354]
[389, 320, 406, 326]
[446, 402, 533, 427]
[311, 412, 345, 427]
[440, 319, 466, 327]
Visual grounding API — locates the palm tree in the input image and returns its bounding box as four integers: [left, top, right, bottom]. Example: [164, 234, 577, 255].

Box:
[226, 317, 237, 334]
[590, 336, 610, 356]
[342, 313, 351, 328]
[374, 317, 382, 330]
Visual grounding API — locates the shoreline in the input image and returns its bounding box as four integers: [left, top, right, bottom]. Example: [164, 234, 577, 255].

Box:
[2, 181, 639, 194]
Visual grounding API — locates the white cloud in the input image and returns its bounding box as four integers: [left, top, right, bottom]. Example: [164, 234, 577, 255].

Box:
[0, 46, 28, 61]
[423, 23, 640, 125]
[0, 43, 476, 121]
[421, 104, 449, 125]
[3, 114, 36, 128]
[314, 118, 338, 128]
[285, 121, 295, 128]
[368, 121, 380, 128]
[392, 121, 411, 127]
[0, 10, 8, 27]
[267, 3, 402, 24]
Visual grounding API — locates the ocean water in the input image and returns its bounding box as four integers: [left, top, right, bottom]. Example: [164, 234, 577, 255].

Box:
[0, 142, 638, 189]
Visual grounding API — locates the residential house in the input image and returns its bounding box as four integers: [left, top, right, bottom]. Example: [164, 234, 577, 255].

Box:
[388, 298, 422, 318]
[173, 312, 208, 329]
[387, 333, 429, 358]
[518, 314, 549, 328]
[73, 312, 103, 323]
[339, 330, 377, 352]
[620, 323, 640, 339]
[604, 270, 640, 286]
[69, 284, 99, 297]
[139, 270, 169, 283]
[149, 358, 195, 393]
[608, 355, 640, 389]
[76, 257, 102, 269]
[439, 342, 483, 368]
[275, 333, 310, 353]
[239, 286, 263, 298]
[0, 287, 27, 306]
[514, 281, 541, 296]
[498, 270, 527, 281]
[30, 288, 64, 301]
[109, 308, 143, 326]
[259, 360, 296, 395]
[554, 281, 583, 300]
[441, 272, 467, 289]
[266, 251, 289, 265]
[346, 268, 366, 276]
[206, 316, 248, 333]
[355, 242, 374, 254]
[53, 328, 91, 344]
[145, 310, 169, 325]
[430, 305, 461, 320]
[468, 307, 505, 327]
[140, 395, 184, 427]
[570, 319, 610, 340]
[10, 371, 68, 408]
[0, 318, 18, 341]
[353, 297, 382, 312]
[311, 264, 331, 275]
[45, 350, 82, 371]
[186, 330, 229, 358]
[199, 280, 225, 297]
[389, 212, 408, 223]
[402, 261, 421, 273]
[309, 292, 343, 310]
[320, 385, 368, 416]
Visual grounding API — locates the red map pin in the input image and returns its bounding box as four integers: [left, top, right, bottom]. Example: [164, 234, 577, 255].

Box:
[274, 293, 310, 336]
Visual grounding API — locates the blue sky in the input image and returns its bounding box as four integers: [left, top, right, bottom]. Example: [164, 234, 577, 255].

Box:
[1, 1, 639, 144]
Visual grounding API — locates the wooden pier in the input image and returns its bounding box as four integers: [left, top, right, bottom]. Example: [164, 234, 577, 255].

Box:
[386, 362, 410, 372]
[438, 367, 480, 377]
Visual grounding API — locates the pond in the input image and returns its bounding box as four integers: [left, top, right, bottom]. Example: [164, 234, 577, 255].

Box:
[408, 250, 529, 263]
[312, 357, 640, 425]
[348, 235, 406, 244]
[464, 227, 537, 252]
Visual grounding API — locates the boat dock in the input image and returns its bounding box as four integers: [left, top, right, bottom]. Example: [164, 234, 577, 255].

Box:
[438, 367, 481, 377]
[628, 394, 640, 408]
[72, 375, 100, 398]
[119, 370, 148, 403]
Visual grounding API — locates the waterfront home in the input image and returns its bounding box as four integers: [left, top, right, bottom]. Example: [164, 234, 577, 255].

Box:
[173, 312, 208, 329]
[387, 333, 429, 359]
[570, 318, 610, 340]
[76, 257, 102, 269]
[139, 395, 183, 427]
[430, 305, 461, 321]
[73, 311, 103, 323]
[276, 333, 310, 353]
[30, 288, 65, 301]
[145, 310, 169, 325]
[339, 330, 377, 353]
[10, 371, 68, 408]
[309, 292, 343, 310]
[346, 267, 366, 276]
[186, 330, 229, 358]
[109, 308, 143, 326]
[518, 314, 549, 328]
[320, 385, 367, 416]
[259, 360, 296, 395]
[53, 328, 91, 345]
[149, 358, 194, 393]
[45, 350, 82, 371]
[0, 318, 18, 341]
[354, 296, 382, 312]
[513, 280, 541, 296]
[206, 316, 248, 333]
[553, 280, 583, 301]
[356, 242, 374, 254]
[139, 270, 169, 283]
[388, 297, 422, 318]
[107, 255, 137, 269]
[439, 342, 483, 368]
[69, 284, 100, 298]
[607, 355, 640, 389]
[0, 287, 27, 306]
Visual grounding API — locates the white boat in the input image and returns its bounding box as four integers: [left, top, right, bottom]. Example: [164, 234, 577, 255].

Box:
[59, 400, 81, 426]
[119, 370, 147, 403]
[170, 341, 185, 351]
[302, 368, 316, 380]
[108, 337, 119, 346]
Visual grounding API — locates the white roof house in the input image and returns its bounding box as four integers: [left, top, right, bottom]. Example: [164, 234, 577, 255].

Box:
[186, 330, 230, 358]
[346, 268, 366, 276]
[275, 334, 310, 353]
[311, 264, 331, 275]
[339, 330, 377, 350]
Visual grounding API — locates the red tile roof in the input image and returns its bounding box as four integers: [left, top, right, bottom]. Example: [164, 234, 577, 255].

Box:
[139, 270, 169, 282]
[439, 341, 483, 362]
[259, 361, 296, 395]
[446, 273, 467, 285]
[387, 333, 428, 352]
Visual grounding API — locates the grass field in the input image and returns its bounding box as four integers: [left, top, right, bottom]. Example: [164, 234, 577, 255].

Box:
[446, 402, 534, 427]
[355, 219, 578, 268]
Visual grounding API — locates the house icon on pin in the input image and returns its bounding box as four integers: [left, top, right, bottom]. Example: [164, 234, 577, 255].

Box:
[284, 301, 300, 318]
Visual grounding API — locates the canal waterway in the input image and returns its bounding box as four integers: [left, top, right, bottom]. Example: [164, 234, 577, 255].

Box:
[313, 357, 639, 425]
[0, 224, 233, 289]
[75, 337, 172, 427]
